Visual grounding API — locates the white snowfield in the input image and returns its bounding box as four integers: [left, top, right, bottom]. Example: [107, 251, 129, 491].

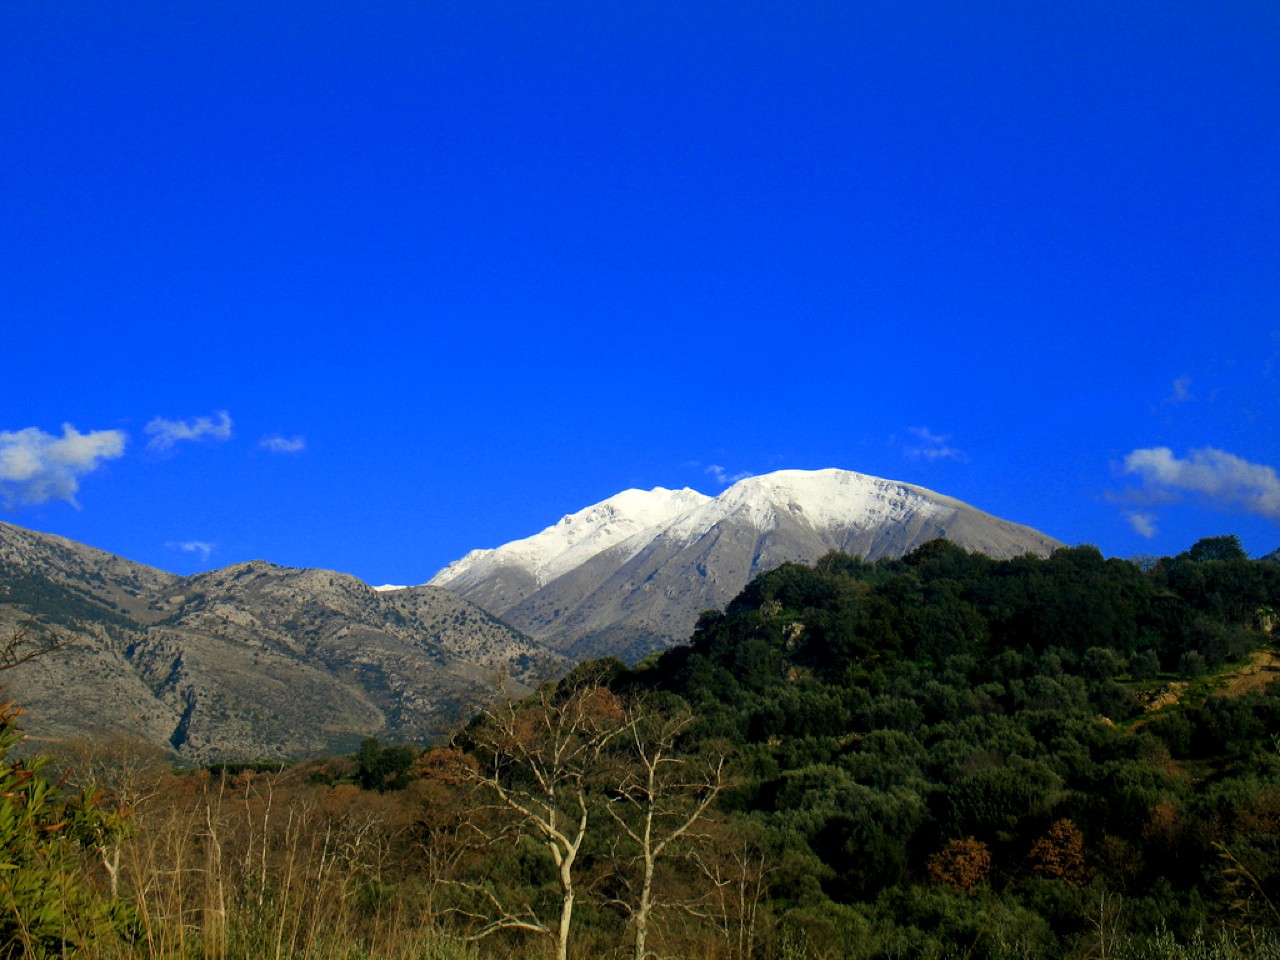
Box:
[430, 485, 709, 590]
[430, 468, 948, 592]
[661, 468, 948, 540]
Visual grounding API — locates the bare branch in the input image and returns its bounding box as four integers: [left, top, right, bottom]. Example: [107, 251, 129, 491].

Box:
[604, 699, 727, 960]
[0, 619, 65, 672]
[451, 680, 631, 960]
[442, 881, 551, 941]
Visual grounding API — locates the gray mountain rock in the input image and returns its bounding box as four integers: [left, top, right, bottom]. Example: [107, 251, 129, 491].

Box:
[431, 468, 1063, 660]
[0, 522, 564, 761]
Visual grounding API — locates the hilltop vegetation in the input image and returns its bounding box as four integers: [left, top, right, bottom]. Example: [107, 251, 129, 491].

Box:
[612, 535, 1280, 955]
[4, 536, 1280, 958]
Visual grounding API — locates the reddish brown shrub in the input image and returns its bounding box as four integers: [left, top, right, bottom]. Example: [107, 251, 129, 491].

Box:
[927, 837, 992, 892]
[1028, 818, 1088, 885]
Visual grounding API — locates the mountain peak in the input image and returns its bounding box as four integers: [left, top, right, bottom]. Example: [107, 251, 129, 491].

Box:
[430, 485, 709, 597]
[678, 468, 951, 534]
[430, 467, 1062, 661]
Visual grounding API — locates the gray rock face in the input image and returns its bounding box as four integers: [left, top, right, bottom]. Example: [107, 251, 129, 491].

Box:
[432, 469, 1063, 659]
[0, 522, 564, 761]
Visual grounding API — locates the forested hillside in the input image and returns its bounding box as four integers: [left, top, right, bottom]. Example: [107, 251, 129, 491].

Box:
[607, 535, 1280, 955]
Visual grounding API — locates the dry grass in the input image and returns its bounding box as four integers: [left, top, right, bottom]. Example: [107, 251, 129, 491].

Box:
[62, 763, 477, 960]
[1219, 648, 1280, 698]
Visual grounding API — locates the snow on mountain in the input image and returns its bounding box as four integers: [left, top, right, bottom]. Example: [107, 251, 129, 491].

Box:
[431, 470, 933, 594]
[659, 469, 948, 539]
[431, 485, 710, 591]
[430, 468, 1063, 661]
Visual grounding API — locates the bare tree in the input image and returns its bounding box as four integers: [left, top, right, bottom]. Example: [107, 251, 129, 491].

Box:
[688, 819, 777, 960]
[452, 679, 630, 960]
[604, 702, 724, 960]
[49, 734, 171, 897]
[0, 619, 64, 672]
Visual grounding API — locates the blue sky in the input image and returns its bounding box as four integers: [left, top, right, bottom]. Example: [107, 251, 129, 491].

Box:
[3, 2, 1278, 584]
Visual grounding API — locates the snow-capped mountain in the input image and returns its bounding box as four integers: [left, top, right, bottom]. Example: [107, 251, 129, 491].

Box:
[430, 486, 710, 615]
[430, 468, 1063, 661]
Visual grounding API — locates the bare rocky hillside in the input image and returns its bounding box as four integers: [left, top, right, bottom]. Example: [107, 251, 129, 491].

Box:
[0, 522, 564, 761]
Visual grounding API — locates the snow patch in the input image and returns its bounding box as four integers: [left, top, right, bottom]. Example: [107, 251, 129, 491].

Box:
[430, 468, 955, 591]
[430, 486, 710, 589]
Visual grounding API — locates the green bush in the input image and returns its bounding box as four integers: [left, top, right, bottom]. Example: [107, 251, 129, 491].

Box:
[0, 700, 131, 958]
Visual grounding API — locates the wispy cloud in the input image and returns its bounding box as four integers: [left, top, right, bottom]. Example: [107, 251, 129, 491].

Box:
[705, 464, 753, 487]
[1165, 376, 1194, 405]
[0, 424, 126, 507]
[1119, 446, 1280, 522]
[167, 540, 215, 563]
[259, 434, 306, 454]
[145, 411, 232, 454]
[1126, 511, 1159, 538]
[902, 426, 966, 462]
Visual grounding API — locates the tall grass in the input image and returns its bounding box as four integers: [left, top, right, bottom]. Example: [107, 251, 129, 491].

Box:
[78, 767, 476, 960]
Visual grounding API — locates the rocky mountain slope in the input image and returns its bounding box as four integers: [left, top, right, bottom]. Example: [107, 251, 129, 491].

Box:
[0, 469, 1063, 757]
[430, 468, 1063, 660]
[0, 522, 564, 761]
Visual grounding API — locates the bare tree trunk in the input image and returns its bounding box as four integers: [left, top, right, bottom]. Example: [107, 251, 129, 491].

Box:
[452, 679, 628, 959]
[606, 703, 724, 960]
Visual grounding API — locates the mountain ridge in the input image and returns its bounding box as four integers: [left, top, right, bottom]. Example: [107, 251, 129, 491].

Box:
[430, 468, 1063, 659]
[430, 485, 711, 611]
[0, 521, 565, 760]
[0, 467, 1063, 757]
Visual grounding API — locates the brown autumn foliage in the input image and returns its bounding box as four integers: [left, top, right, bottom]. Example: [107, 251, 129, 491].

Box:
[1028, 817, 1088, 885]
[1237, 787, 1280, 837]
[1143, 797, 1180, 845]
[926, 837, 992, 892]
[414, 745, 479, 786]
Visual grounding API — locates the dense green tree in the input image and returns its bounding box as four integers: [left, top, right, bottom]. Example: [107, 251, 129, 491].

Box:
[355, 736, 417, 791]
[601, 537, 1280, 953]
[1189, 535, 1249, 563]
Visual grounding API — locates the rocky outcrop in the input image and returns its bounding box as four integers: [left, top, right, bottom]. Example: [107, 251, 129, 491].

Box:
[0, 522, 564, 761]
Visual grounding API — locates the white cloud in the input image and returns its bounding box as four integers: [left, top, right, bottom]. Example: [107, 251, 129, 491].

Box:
[1121, 446, 1280, 521]
[0, 424, 126, 507]
[903, 426, 965, 462]
[705, 464, 753, 486]
[167, 540, 215, 562]
[145, 411, 232, 453]
[259, 434, 306, 454]
[1126, 512, 1159, 538]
